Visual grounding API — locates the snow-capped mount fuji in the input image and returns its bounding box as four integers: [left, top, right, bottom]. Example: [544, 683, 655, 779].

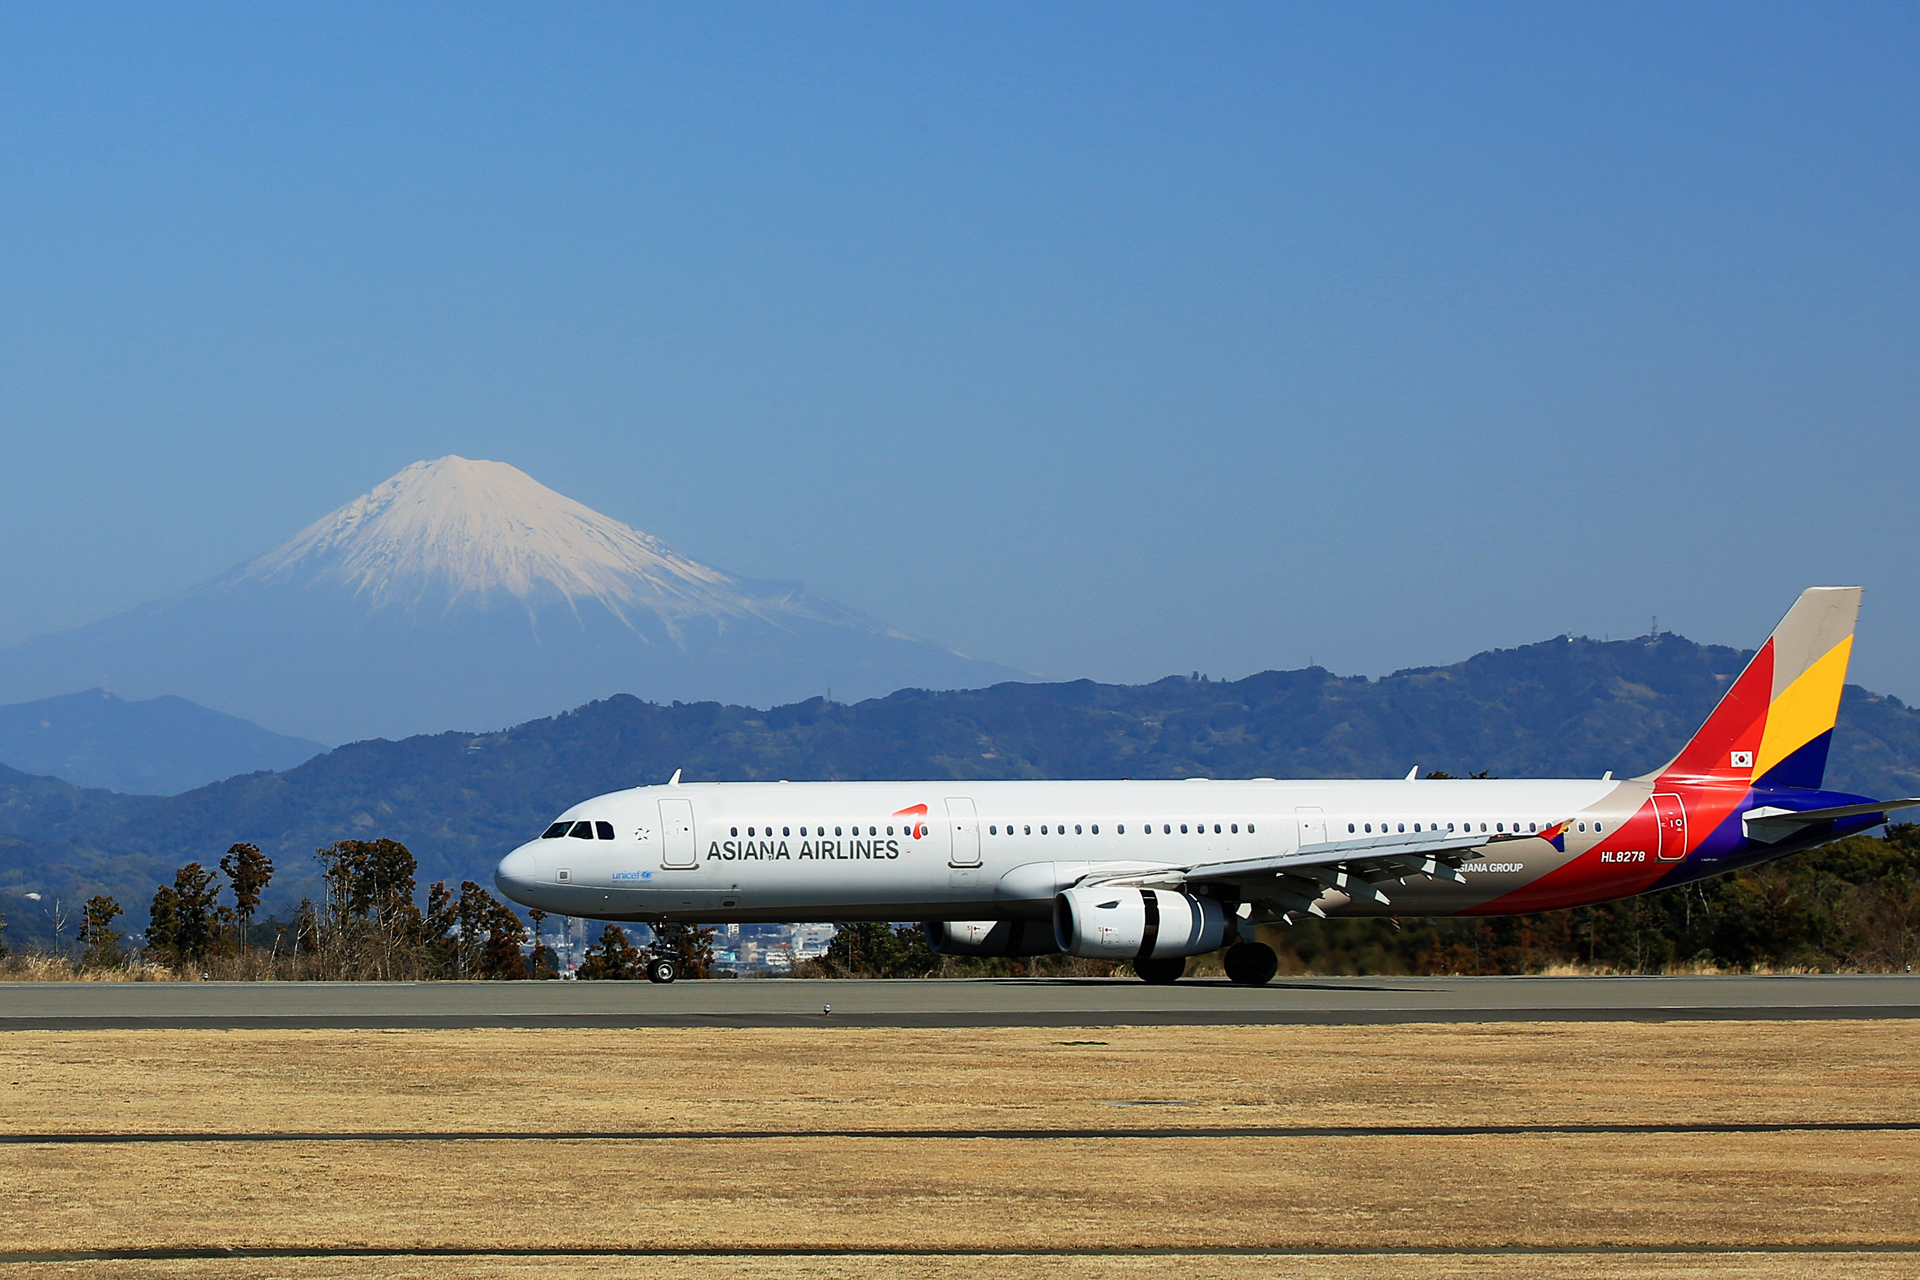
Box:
[0, 457, 1022, 744]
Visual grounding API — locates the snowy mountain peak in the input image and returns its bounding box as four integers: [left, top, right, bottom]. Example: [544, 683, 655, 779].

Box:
[238, 456, 747, 616]
[0, 455, 1021, 742]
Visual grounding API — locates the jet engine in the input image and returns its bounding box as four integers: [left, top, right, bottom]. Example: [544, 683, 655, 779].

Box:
[924, 918, 1062, 957]
[1052, 885, 1229, 960]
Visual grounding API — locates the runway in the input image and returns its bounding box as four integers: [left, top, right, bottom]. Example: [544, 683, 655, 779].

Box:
[1, 972, 1916, 1029]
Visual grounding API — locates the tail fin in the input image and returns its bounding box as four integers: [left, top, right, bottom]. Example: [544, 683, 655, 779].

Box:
[1646, 587, 1861, 790]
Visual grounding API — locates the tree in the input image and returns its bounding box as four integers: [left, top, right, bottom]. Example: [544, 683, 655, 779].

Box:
[78, 895, 125, 969]
[438, 880, 526, 979]
[818, 922, 939, 977]
[526, 909, 559, 979]
[424, 881, 457, 974]
[316, 839, 420, 934]
[149, 863, 221, 964]
[311, 839, 428, 978]
[578, 924, 644, 979]
[219, 842, 274, 950]
[478, 894, 527, 980]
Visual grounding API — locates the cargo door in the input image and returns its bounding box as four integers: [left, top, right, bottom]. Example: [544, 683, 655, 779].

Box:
[659, 798, 698, 869]
[1653, 794, 1687, 862]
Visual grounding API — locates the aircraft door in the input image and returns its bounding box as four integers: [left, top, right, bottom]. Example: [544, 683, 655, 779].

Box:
[1653, 794, 1687, 861]
[1296, 806, 1327, 848]
[946, 797, 981, 867]
[659, 798, 697, 869]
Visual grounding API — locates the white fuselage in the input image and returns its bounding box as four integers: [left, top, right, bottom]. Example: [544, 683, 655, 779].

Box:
[493, 776, 1631, 923]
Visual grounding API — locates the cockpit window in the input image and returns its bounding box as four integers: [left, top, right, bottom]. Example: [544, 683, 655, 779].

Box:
[595, 821, 615, 840]
[542, 822, 570, 839]
[569, 821, 594, 839]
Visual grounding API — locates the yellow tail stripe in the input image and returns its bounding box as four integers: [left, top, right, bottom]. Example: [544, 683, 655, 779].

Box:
[1753, 634, 1853, 781]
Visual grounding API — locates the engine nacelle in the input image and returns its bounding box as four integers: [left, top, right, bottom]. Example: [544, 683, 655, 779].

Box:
[1052, 886, 1229, 960]
[924, 919, 1062, 958]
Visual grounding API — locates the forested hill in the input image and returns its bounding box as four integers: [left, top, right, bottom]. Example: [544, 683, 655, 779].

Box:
[4, 629, 1920, 940]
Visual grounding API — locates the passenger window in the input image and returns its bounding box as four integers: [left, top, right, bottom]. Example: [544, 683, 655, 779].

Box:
[596, 821, 615, 840]
[1349, 823, 1356, 833]
[1231, 824, 1238, 834]
[542, 823, 569, 839]
[1091, 824, 1099, 834]
[1578, 822, 1586, 832]
[1248, 824, 1255, 833]
[569, 822, 593, 839]
[1397, 823, 1404, 833]
[730, 827, 739, 837]
[835, 826, 843, 837]
[1213, 824, 1222, 834]
[1163, 824, 1171, 834]
[1117, 824, 1125, 834]
[784, 827, 791, 836]
[1529, 822, 1537, 833]
[1180, 824, 1189, 834]
[1595, 823, 1604, 832]
[1364, 823, 1372, 833]
[1075, 824, 1083, 835]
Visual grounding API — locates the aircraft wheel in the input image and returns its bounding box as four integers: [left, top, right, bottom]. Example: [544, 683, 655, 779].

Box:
[646, 957, 679, 984]
[1133, 956, 1186, 985]
[1223, 942, 1279, 987]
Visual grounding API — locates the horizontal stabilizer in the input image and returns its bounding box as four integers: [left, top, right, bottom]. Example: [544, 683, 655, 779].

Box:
[1742, 798, 1920, 843]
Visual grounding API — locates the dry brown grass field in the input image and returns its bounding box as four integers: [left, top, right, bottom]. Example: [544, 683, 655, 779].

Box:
[0, 1021, 1915, 1278]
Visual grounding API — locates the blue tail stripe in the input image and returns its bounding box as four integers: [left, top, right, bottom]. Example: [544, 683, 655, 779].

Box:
[1754, 729, 1833, 791]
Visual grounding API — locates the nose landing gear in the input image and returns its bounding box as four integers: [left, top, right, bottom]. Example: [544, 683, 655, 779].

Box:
[646, 957, 679, 984]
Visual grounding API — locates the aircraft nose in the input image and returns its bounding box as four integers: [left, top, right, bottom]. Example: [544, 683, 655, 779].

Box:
[494, 844, 541, 904]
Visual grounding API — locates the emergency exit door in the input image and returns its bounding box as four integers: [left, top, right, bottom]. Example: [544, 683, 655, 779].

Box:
[1296, 806, 1328, 848]
[659, 798, 697, 868]
[1652, 794, 1687, 861]
[946, 797, 981, 867]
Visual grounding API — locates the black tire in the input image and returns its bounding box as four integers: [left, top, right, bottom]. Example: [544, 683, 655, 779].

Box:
[646, 957, 679, 984]
[1223, 942, 1279, 987]
[1133, 956, 1186, 985]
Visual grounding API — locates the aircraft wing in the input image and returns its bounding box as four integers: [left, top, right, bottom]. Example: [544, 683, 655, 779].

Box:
[1082, 826, 1517, 917]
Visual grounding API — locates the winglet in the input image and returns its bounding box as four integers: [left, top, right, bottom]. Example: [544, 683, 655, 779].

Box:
[1405, 766, 1419, 781]
[668, 768, 682, 787]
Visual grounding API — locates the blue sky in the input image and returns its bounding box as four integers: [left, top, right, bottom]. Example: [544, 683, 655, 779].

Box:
[3, 3, 1917, 698]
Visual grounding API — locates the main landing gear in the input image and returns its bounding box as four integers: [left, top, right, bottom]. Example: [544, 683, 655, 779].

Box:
[1133, 957, 1187, 984]
[646, 957, 679, 984]
[1223, 942, 1279, 987]
[1132, 943, 1278, 986]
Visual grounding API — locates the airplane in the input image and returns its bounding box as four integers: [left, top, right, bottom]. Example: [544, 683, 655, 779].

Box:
[494, 587, 1918, 985]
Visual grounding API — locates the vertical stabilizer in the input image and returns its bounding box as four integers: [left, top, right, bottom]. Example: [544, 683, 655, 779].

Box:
[1645, 587, 1861, 790]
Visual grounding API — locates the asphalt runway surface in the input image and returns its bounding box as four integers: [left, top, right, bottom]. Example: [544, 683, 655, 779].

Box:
[1, 973, 1916, 1029]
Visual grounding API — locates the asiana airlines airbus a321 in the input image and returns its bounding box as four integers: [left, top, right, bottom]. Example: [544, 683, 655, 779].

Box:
[495, 587, 1918, 985]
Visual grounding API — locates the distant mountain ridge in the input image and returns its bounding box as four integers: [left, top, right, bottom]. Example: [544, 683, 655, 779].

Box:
[0, 689, 326, 795]
[0, 456, 1023, 743]
[3, 628, 1919, 947]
